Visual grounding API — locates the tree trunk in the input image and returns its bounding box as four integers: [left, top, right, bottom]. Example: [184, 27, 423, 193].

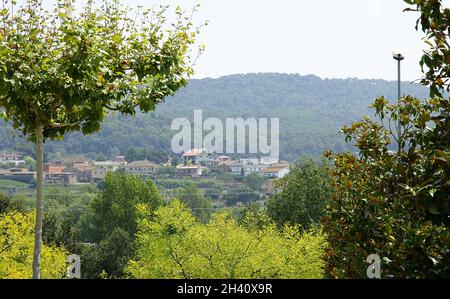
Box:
[32, 123, 44, 279]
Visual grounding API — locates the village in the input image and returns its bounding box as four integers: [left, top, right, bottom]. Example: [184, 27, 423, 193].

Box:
[0, 149, 290, 185]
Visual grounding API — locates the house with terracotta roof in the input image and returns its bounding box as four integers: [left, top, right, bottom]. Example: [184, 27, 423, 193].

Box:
[44, 164, 66, 174]
[177, 148, 213, 177]
[58, 156, 93, 167]
[62, 165, 95, 183]
[181, 148, 207, 166]
[261, 164, 290, 179]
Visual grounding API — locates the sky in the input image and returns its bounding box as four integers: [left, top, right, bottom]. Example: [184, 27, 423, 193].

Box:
[49, 0, 450, 81]
[146, 0, 431, 81]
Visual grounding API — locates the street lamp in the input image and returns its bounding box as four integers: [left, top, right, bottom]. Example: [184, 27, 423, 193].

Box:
[393, 52, 405, 99]
[393, 51, 405, 153]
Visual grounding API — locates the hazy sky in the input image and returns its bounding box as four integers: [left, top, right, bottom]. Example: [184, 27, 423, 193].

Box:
[51, 0, 450, 81]
[147, 0, 430, 81]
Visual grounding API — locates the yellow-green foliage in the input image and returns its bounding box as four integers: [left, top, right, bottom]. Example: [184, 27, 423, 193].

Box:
[0, 212, 68, 279]
[127, 200, 327, 279]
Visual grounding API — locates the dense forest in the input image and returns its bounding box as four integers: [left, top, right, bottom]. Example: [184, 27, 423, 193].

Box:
[0, 74, 429, 161]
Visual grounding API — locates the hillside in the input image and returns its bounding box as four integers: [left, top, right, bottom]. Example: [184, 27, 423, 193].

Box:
[0, 73, 430, 162]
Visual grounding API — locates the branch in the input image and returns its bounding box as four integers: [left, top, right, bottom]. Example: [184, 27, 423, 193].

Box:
[169, 250, 188, 279]
[103, 102, 140, 113]
[0, 242, 12, 255]
[102, 104, 122, 111]
[387, 114, 400, 145]
[48, 121, 81, 129]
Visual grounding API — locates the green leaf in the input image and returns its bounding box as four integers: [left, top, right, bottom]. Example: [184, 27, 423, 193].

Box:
[428, 188, 437, 197]
[112, 34, 122, 44]
[428, 205, 440, 215]
[436, 150, 450, 163]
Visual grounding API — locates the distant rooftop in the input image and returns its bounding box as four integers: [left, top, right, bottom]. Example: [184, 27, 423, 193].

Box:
[182, 148, 204, 157]
[0, 152, 21, 157]
[126, 160, 157, 168]
[94, 161, 120, 166]
[262, 164, 290, 173]
[176, 164, 206, 170]
[59, 156, 92, 165]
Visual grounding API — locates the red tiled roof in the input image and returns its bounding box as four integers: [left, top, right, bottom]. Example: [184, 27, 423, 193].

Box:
[182, 148, 204, 157]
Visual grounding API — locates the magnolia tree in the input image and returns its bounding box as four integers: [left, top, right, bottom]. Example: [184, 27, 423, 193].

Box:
[0, 0, 205, 279]
[323, 0, 450, 278]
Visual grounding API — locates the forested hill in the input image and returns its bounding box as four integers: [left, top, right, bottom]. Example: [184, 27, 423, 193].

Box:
[0, 73, 430, 162]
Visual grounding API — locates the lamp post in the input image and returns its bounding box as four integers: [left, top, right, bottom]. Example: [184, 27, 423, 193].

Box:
[393, 52, 405, 153]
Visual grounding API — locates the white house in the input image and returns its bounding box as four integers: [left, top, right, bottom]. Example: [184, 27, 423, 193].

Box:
[176, 164, 206, 177]
[261, 164, 290, 179]
[124, 160, 158, 176]
[0, 152, 25, 166]
[94, 161, 120, 172]
[92, 167, 107, 182]
[92, 161, 121, 181]
[231, 158, 264, 176]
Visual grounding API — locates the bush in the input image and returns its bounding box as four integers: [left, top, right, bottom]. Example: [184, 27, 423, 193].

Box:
[0, 192, 25, 214]
[79, 228, 135, 279]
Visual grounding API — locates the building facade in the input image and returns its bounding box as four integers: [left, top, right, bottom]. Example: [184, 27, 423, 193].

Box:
[124, 160, 158, 176]
[261, 164, 290, 179]
[0, 152, 25, 166]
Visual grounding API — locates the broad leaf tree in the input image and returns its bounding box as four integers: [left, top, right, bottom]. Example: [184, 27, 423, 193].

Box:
[266, 157, 332, 230]
[89, 172, 163, 242]
[127, 200, 327, 279]
[0, 211, 68, 279]
[244, 173, 264, 192]
[175, 183, 212, 223]
[323, 0, 450, 278]
[0, 0, 204, 278]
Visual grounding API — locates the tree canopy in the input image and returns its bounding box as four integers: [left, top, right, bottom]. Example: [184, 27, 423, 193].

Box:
[0, 0, 204, 278]
[0, 0, 203, 140]
[175, 183, 212, 224]
[266, 157, 332, 229]
[322, 0, 450, 279]
[0, 211, 68, 279]
[89, 172, 163, 241]
[127, 200, 326, 279]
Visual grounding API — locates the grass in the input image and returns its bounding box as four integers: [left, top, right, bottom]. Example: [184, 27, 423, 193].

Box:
[0, 178, 30, 188]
